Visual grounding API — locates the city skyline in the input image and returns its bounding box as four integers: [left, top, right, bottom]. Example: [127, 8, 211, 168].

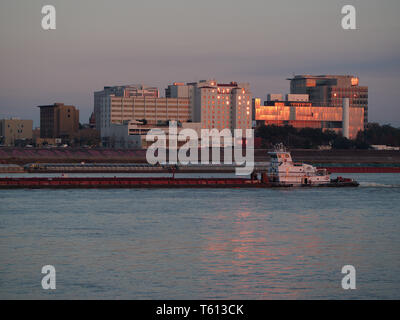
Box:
[0, 0, 399, 127]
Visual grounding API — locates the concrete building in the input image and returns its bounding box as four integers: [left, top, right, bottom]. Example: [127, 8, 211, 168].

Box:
[103, 121, 142, 149]
[165, 82, 190, 100]
[0, 118, 33, 146]
[94, 85, 160, 130]
[266, 94, 309, 103]
[136, 121, 202, 149]
[267, 94, 283, 102]
[285, 94, 309, 102]
[166, 80, 252, 131]
[38, 103, 79, 139]
[255, 96, 364, 139]
[97, 80, 252, 148]
[94, 85, 191, 146]
[102, 120, 201, 149]
[288, 75, 368, 127]
[252, 98, 261, 122]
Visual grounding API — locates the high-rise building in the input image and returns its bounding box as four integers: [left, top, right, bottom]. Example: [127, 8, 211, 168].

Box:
[94, 85, 191, 145]
[94, 85, 159, 130]
[288, 75, 368, 127]
[37, 103, 79, 139]
[255, 95, 364, 139]
[0, 118, 33, 146]
[167, 80, 252, 131]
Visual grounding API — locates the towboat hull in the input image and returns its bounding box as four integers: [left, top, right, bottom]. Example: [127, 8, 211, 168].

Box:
[270, 181, 359, 188]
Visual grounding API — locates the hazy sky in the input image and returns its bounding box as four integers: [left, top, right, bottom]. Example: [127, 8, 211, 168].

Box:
[0, 0, 399, 127]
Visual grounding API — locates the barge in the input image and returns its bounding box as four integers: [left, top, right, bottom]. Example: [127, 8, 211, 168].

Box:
[0, 146, 359, 189]
[0, 176, 263, 189]
[20, 162, 400, 174]
[0, 175, 358, 189]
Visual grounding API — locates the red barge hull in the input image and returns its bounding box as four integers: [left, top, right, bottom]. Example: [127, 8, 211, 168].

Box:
[0, 177, 264, 189]
[0, 177, 359, 189]
[320, 167, 400, 173]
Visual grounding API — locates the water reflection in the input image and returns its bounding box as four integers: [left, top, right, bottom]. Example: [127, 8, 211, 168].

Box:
[1, 174, 399, 299]
[198, 206, 331, 298]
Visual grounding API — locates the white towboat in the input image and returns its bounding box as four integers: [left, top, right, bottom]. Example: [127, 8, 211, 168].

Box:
[267, 144, 359, 187]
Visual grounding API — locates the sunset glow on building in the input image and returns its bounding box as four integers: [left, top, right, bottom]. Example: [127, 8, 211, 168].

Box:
[255, 101, 364, 139]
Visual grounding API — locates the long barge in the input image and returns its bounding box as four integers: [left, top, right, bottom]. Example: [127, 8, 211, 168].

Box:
[18, 162, 400, 174]
[0, 176, 359, 189]
[0, 176, 263, 189]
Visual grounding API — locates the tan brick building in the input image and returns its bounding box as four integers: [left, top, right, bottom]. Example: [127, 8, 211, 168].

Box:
[38, 103, 79, 139]
[94, 85, 190, 146]
[0, 118, 33, 146]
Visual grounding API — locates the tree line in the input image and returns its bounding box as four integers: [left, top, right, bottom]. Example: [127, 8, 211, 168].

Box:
[255, 123, 400, 149]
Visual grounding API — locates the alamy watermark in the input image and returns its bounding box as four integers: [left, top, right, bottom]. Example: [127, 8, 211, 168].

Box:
[341, 5, 357, 30]
[40, 5, 357, 31]
[145, 122, 254, 175]
[341, 265, 356, 290]
[41, 5, 56, 30]
[41, 265, 56, 290]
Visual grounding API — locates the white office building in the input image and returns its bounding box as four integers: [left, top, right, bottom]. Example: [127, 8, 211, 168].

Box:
[166, 80, 252, 131]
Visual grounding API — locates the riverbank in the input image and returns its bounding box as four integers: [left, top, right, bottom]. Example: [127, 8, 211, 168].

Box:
[1, 147, 399, 173]
[1, 147, 400, 164]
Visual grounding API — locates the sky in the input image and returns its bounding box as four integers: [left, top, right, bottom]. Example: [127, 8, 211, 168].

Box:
[0, 0, 399, 127]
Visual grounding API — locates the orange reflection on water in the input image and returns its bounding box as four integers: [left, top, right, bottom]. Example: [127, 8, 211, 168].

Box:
[198, 209, 329, 299]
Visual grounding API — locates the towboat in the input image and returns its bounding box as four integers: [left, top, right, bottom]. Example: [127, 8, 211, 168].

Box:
[267, 144, 359, 187]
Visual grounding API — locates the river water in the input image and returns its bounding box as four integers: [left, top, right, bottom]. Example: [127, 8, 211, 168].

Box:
[0, 173, 399, 299]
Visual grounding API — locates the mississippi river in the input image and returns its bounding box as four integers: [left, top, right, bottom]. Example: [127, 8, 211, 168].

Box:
[0, 173, 399, 299]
